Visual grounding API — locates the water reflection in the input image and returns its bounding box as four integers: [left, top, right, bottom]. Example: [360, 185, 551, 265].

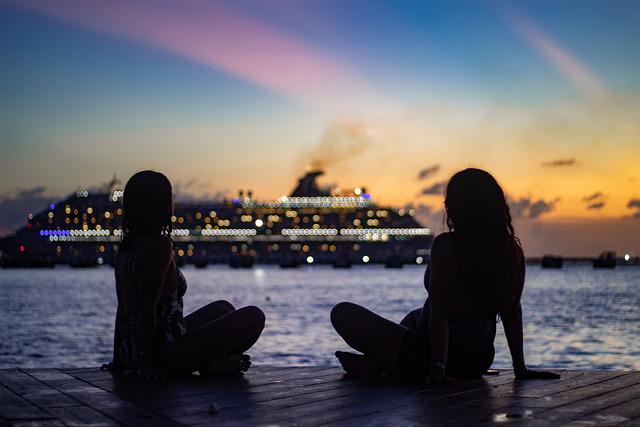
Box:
[0, 265, 638, 370]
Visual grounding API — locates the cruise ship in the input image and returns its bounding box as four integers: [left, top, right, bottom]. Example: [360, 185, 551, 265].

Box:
[0, 171, 433, 268]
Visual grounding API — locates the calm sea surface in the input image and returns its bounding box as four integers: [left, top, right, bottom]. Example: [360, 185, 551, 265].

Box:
[1, 265, 638, 370]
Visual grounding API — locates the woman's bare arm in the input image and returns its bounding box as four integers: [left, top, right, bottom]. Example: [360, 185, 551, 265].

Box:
[502, 250, 559, 379]
[428, 234, 460, 384]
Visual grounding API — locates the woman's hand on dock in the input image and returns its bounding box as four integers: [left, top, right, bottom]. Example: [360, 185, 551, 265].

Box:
[514, 367, 560, 380]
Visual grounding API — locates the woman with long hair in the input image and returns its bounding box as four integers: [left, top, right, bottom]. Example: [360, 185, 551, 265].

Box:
[331, 168, 559, 383]
[106, 170, 265, 379]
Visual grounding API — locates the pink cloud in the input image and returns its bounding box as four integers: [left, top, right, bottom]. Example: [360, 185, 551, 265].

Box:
[505, 8, 612, 101]
[12, 0, 373, 110]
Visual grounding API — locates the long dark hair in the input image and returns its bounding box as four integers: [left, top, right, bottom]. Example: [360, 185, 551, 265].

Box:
[120, 170, 173, 252]
[444, 168, 522, 317]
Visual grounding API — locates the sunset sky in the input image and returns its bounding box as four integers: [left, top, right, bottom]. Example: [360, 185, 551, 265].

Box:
[1, 0, 639, 255]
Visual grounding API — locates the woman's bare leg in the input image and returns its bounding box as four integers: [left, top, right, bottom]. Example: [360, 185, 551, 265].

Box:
[185, 300, 235, 331]
[400, 308, 423, 329]
[156, 305, 265, 375]
[330, 302, 408, 374]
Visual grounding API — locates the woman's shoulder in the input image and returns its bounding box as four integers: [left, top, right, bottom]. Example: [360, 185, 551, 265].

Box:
[431, 232, 455, 253]
[133, 235, 173, 259]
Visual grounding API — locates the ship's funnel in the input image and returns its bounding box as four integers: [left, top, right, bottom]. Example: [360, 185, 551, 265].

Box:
[290, 171, 330, 197]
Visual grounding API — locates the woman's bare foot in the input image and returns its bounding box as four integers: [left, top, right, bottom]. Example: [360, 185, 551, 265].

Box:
[199, 354, 251, 377]
[335, 351, 382, 377]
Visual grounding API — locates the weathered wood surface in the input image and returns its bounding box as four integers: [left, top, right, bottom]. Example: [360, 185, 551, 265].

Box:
[1, 366, 639, 426]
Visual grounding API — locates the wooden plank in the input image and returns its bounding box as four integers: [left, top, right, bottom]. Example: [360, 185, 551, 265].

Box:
[569, 397, 640, 426]
[47, 406, 121, 426]
[0, 370, 80, 409]
[0, 383, 54, 422]
[26, 370, 180, 427]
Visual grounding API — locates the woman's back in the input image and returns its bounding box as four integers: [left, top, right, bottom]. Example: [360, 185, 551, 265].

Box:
[112, 235, 187, 370]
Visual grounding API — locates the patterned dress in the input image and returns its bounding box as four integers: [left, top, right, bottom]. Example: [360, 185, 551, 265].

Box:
[108, 267, 187, 372]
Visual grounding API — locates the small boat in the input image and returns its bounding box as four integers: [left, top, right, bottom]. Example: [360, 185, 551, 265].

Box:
[541, 255, 563, 269]
[332, 258, 352, 268]
[593, 251, 616, 269]
[384, 256, 404, 268]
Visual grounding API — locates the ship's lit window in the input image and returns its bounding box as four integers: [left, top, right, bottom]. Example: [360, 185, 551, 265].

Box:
[116, 208, 123, 215]
[255, 219, 264, 227]
[302, 245, 310, 253]
[306, 256, 314, 264]
[48, 219, 53, 224]
[354, 188, 362, 195]
[312, 224, 320, 229]
[177, 249, 185, 257]
[74, 209, 79, 215]
[56, 246, 62, 253]
[195, 212, 202, 219]
[312, 215, 320, 222]
[65, 207, 71, 214]
[187, 250, 194, 257]
[398, 209, 405, 216]
[416, 256, 424, 264]
[209, 211, 217, 217]
[99, 245, 105, 253]
[329, 245, 336, 252]
[97, 257, 104, 265]
[104, 211, 111, 219]
[178, 217, 184, 224]
[409, 209, 416, 216]
[353, 219, 361, 226]
[302, 217, 309, 224]
[87, 207, 93, 214]
[171, 215, 177, 223]
[367, 210, 374, 217]
[91, 218, 96, 224]
[353, 244, 360, 251]
[48, 212, 54, 218]
[231, 246, 238, 253]
[272, 244, 279, 251]
[204, 217, 211, 224]
[321, 244, 328, 251]
[73, 218, 79, 224]
[65, 218, 71, 224]
[362, 255, 370, 263]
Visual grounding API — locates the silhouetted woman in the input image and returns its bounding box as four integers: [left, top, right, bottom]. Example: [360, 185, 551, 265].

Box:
[106, 170, 265, 379]
[331, 168, 559, 383]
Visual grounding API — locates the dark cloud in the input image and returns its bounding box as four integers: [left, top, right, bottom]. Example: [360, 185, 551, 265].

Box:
[582, 192, 606, 210]
[628, 199, 640, 209]
[541, 158, 577, 167]
[509, 196, 560, 219]
[417, 164, 440, 180]
[582, 192, 604, 202]
[420, 181, 447, 196]
[628, 198, 640, 219]
[0, 187, 51, 236]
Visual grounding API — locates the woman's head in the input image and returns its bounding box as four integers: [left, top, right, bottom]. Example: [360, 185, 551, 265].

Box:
[443, 168, 521, 316]
[121, 170, 173, 250]
[444, 168, 513, 237]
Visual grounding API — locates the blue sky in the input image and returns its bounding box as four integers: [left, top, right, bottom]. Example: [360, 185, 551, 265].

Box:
[1, 0, 639, 254]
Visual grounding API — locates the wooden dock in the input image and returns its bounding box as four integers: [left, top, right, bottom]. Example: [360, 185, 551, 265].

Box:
[1, 366, 639, 426]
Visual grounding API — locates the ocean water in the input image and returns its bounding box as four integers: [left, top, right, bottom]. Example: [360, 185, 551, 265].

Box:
[0, 265, 638, 370]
